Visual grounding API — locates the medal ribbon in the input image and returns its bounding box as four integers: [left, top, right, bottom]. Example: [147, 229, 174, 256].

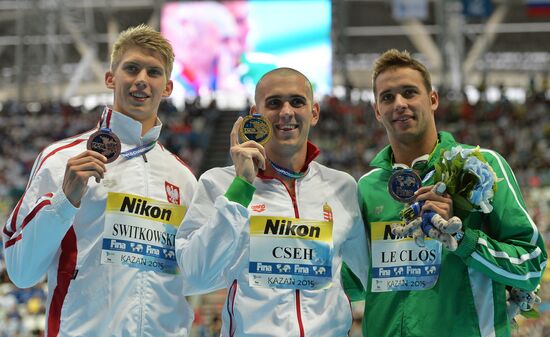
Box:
[422, 170, 435, 184]
[99, 107, 158, 160]
[100, 107, 114, 129]
[120, 140, 157, 159]
[269, 159, 305, 179]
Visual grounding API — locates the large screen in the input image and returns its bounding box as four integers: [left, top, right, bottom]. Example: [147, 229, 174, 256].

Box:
[161, 0, 331, 105]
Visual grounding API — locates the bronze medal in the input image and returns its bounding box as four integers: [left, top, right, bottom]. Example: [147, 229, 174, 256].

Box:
[87, 128, 121, 163]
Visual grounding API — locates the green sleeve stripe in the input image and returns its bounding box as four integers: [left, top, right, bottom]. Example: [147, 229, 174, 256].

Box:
[470, 253, 545, 289]
[468, 258, 540, 290]
[224, 176, 256, 207]
[482, 149, 540, 246]
[477, 238, 543, 265]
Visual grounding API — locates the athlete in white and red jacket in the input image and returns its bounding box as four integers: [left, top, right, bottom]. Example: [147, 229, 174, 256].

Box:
[176, 68, 369, 337]
[2, 25, 197, 337]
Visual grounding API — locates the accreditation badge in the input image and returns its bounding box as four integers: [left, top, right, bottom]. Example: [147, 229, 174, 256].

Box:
[100, 192, 187, 274]
[87, 128, 121, 163]
[239, 113, 272, 145]
[370, 221, 442, 292]
[248, 216, 333, 290]
[388, 169, 422, 204]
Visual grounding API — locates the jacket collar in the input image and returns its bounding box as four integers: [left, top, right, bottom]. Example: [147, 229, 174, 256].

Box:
[258, 141, 320, 179]
[98, 107, 161, 147]
[370, 132, 457, 175]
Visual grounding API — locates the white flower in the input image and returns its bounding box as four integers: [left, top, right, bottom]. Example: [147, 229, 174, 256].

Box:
[443, 145, 478, 161]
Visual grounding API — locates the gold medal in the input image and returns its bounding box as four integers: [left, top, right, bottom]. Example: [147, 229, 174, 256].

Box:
[239, 113, 272, 145]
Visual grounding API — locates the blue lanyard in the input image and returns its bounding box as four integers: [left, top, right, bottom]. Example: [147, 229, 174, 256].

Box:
[99, 107, 158, 160]
[422, 169, 435, 184]
[269, 159, 305, 179]
[120, 140, 157, 160]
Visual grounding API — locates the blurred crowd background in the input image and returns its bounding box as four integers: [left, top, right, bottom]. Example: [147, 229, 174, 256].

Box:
[1, 85, 549, 336]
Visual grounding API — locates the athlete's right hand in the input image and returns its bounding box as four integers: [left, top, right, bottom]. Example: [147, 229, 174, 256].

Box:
[229, 116, 266, 184]
[62, 150, 107, 207]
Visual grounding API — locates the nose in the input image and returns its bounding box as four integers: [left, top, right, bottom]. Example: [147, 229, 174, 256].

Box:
[394, 94, 407, 111]
[280, 101, 294, 119]
[135, 70, 148, 89]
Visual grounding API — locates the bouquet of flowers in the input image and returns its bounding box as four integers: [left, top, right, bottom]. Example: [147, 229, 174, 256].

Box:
[395, 145, 500, 251]
[436, 146, 544, 323]
[433, 145, 500, 214]
[395, 145, 541, 322]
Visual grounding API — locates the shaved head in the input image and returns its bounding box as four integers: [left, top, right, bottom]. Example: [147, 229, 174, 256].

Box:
[255, 67, 313, 104]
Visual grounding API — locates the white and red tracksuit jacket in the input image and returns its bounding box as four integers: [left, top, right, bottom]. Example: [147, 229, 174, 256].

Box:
[2, 109, 197, 337]
[176, 143, 369, 337]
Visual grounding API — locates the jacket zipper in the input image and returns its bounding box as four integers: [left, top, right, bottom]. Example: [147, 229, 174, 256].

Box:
[274, 177, 305, 337]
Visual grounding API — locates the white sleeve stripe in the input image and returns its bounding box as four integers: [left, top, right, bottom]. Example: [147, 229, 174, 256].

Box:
[481, 149, 539, 245]
[477, 237, 542, 264]
[472, 252, 546, 280]
[359, 167, 382, 182]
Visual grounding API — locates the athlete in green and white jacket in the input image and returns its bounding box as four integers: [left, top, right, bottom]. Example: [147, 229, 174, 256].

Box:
[343, 49, 547, 337]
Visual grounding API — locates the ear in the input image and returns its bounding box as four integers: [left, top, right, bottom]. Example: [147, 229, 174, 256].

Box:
[162, 79, 174, 97]
[373, 101, 383, 122]
[430, 90, 439, 112]
[310, 102, 320, 126]
[105, 71, 115, 89]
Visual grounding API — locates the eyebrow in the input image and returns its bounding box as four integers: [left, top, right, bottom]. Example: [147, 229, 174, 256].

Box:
[378, 85, 419, 97]
[264, 94, 306, 101]
[122, 60, 164, 70]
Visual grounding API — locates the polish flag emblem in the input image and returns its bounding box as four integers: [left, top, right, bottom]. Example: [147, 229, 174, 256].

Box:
[165, 182, 180, 205]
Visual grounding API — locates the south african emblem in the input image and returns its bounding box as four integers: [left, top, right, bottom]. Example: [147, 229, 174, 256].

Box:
[87, 128, 121, 163]
[388, 169, 422, 204]
[239, 113, 272, 145]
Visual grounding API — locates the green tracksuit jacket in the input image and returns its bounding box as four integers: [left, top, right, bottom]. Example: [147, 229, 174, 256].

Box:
[344, 131, 547, 337]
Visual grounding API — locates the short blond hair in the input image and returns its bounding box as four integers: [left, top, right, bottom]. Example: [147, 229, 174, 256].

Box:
[372, 49, 432, 97]
[110, 24, 175, 79]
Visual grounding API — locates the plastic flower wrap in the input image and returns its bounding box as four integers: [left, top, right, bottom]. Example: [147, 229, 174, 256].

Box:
[434, 145, 500, 213]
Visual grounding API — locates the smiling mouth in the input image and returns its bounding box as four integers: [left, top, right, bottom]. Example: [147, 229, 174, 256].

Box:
[130, 92, 149, 99]
[276, 124, 298, 131]
[393, 116, 413, 122]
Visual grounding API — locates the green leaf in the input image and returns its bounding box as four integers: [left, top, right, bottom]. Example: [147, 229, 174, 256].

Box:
[453, 195, 473, 211]
[520, 309, 540, 319]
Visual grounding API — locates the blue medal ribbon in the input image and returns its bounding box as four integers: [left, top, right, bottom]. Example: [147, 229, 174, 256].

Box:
[120, 140, 157, 160]
[422, 169, 435, 184]
[99, 127, 109, 132]
[99, 107, 158, 160]
[269, 159, 305, 179]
